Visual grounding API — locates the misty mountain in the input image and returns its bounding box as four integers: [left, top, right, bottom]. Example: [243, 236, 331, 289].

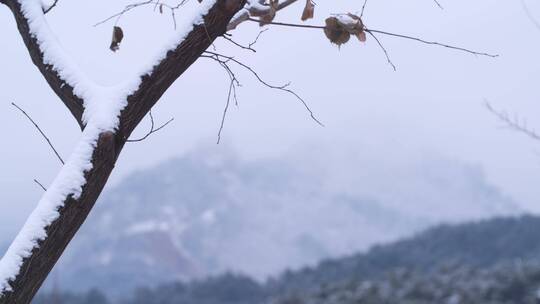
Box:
[43, 150, 519, 297]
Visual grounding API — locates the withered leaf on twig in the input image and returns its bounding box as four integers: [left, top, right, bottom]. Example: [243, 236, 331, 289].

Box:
[259, 0, 279, 26]
[357, 31, 367, 42]
[324, 17, 350, 46]
[109, 26, 124, 52]
[324, 14, 367, 46]
[301, 0, 315, 21]
[345, 13, 366, 42]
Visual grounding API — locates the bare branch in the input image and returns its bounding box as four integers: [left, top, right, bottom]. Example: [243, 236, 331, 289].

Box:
[222, 34, 256, 52]
[212, 53, 241, 143]
[360, 0, 368, 18]
[202, 50, 324, 127]
[244, 18, 498, 58]
[94, 0, 191, 28]
[247, 17, 324, 29]
[367, 31, 396, 71]
[43, 0, 59, 14]
[433, 0, 444, 9]
[485, 102, 540, 142]
[248, 28, 268, 49]
[365, 28, 498, 58]
[521, 0, 540, 32]
[222, 29, 267, 53]
[217, 80, 235, 144]
[33, 179, 47, 192]
[127, 112, 174, 142]
[11, 102, 65, 165]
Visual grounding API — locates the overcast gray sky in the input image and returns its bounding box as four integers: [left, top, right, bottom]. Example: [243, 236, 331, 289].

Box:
[1, 0, 539, 239]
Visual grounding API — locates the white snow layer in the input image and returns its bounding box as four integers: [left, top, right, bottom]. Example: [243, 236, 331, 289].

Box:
[0, 0, 218, 293]
[230, 0, 262, 26]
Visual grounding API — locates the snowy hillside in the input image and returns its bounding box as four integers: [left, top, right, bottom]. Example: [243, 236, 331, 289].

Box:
[45, 150, 520, 296]
[35, 215, 540, 304]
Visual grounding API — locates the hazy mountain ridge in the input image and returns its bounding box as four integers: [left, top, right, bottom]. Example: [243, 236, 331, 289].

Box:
[35, 214, 540, 304]
[269, 215, 540, 304]
[41, 150, 519, 297]
[269, 215, 540, 293]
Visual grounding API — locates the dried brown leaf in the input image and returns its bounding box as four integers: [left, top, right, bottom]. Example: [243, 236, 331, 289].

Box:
[324, 17, 350, 46]
[343, 13, 365, 36]
[326, 14, 367, 45]
[259, 0, 278, 26]
[109, 26, 124, 52]
[301, 0, 315, 21]
[356, 31, 367, 42]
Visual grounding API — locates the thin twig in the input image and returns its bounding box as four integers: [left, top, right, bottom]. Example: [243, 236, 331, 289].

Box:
[222, 35, 257, 52]
[202, 49, 323, 142]
[365, 29, 499, 57]
[360, 0, 369, 18]
[247, 17, 325, 29]
[217, 80, 235, 144]
[203, 52, 241, 143]
[203, 51, 324, 126]
[246, 18, 498, 58]
[432, 0, 444, 9]
[12, 102, 65, 165]
[249, 29, 268, 49]
[485, 101, 540, 141]
[127, 111, 174, 142]
[94, 0, 190, 28]
[34, 179, 47, 192]
[43, 0, 59, 14]
[367, 31, 396, 71]
[222, 29, 268, 53]
[521, 0, 540, 32]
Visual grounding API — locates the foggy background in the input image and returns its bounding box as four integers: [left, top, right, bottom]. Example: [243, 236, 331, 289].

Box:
[1, 0, 540, 292]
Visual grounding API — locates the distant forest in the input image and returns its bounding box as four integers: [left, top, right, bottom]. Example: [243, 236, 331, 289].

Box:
[34, 215, 540, 304]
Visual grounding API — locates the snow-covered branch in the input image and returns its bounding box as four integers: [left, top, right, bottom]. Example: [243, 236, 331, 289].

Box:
[2, 0, 89, 127]
[0, 0, 246, 302]
[0, 0, 496, 302]
[228, 0, 298, 30]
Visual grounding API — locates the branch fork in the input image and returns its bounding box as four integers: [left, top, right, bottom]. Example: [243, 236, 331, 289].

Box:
[0, 0, 246, 302]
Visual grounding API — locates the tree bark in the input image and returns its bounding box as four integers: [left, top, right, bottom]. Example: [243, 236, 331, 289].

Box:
[0, 0, 245, 302]
[4, 0, 85, 129]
